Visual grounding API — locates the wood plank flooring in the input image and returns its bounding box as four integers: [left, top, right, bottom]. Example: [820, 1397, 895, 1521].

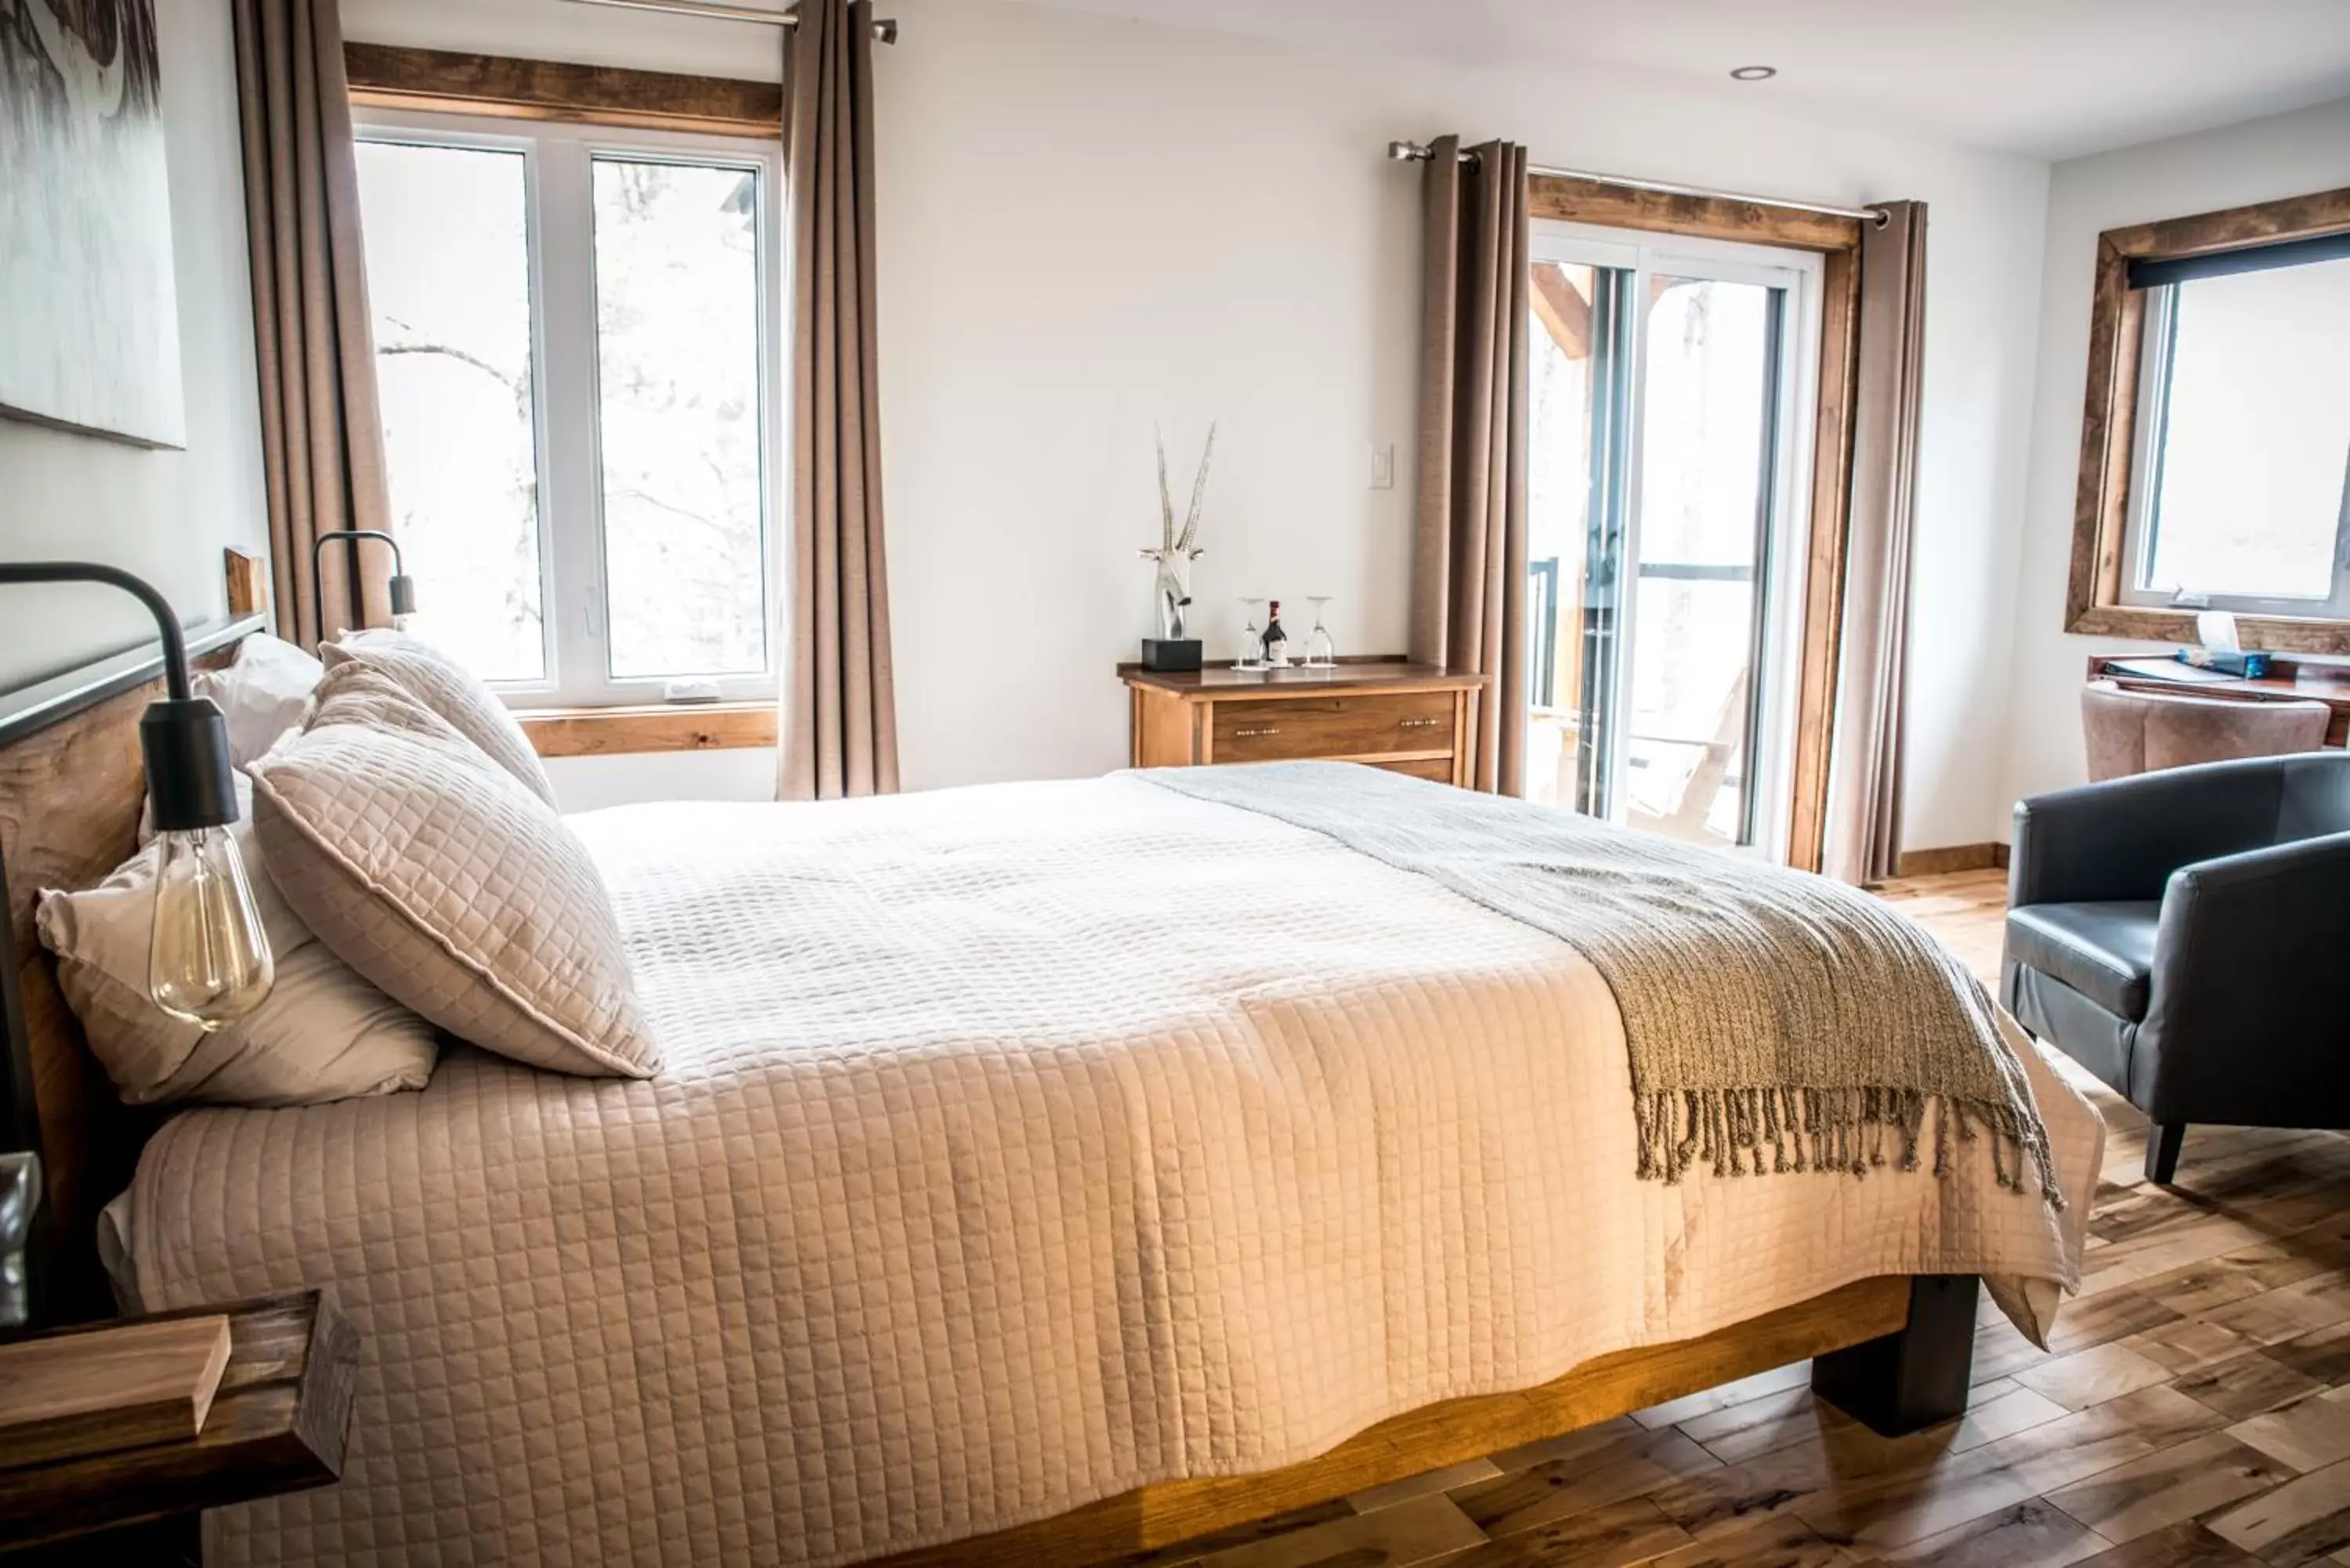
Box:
[1108, 869, 2350, 1568]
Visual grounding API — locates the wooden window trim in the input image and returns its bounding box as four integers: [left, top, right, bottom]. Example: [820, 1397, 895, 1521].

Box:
[2066, 184, 2350, 654]
[344, 42, 780, 139]
[1528, 174, 1865, 873]
[516, 702, 777, 758]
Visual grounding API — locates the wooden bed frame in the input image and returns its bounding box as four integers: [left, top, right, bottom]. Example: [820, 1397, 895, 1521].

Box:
[0, 628, 1979, 1563]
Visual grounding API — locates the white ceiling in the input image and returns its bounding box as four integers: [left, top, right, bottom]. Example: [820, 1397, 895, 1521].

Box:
[1009, 0, 2350, 161]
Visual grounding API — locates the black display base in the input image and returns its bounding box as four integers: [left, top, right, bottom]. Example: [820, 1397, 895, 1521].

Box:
[1141, 638, 1202, 672]
[1812, 1274, 1979, 1436]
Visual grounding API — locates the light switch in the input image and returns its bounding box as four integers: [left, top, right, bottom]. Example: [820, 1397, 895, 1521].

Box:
[1368, 443, 1395, 490]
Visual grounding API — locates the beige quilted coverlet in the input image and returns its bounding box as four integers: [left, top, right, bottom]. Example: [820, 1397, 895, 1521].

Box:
[119, 777, 2102, 1566]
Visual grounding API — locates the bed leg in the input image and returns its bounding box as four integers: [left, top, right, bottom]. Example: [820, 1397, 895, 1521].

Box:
[1810, 1274, 1978, 1436]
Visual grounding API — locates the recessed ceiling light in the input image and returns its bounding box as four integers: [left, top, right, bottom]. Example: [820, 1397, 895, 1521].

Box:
[1730, 65, 1777, 81]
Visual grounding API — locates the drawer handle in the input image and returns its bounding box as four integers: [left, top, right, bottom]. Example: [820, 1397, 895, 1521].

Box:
[1398, 717, 1441, 729]
[1234, 726, 1281, 738]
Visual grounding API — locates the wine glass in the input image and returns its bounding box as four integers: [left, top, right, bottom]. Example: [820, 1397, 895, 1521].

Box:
[1303, 597, 1336, 669]
[1236, 598, 1266, 670]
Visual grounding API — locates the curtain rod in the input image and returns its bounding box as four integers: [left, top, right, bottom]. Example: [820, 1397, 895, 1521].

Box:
[1386, 140, 1885, 227]
[560, 0, 899, 43]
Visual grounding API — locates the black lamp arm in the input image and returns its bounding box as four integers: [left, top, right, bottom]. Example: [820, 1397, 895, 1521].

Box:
[0, 562, 193, 699]
[311, 529, 409, 643]
[0, 562, 235, 833]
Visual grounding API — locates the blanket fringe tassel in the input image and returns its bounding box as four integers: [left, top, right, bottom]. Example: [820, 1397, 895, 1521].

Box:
[1633, 1086, 2065, 1212]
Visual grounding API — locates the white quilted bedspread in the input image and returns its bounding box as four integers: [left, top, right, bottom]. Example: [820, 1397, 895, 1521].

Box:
[117, 775, 2102, 1566]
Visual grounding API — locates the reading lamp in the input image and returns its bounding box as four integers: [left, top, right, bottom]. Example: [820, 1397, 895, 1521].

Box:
[0, 563, 274, 1030]
[311, 529, 418, 645]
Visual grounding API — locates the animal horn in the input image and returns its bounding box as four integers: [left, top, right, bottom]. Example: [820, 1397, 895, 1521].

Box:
[1155, 424, 1175, 554]
[1177, 422, 1215, 553]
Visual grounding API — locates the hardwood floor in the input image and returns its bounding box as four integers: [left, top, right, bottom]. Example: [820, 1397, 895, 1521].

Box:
[1108, 869, 2350, 1568]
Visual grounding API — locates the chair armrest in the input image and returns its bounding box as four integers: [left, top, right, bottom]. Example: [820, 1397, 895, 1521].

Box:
[2137, 830, 2350, 1124]
[2009, 756, 2286, 908]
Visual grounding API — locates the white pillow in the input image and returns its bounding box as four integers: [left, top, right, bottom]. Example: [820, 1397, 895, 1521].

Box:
[193, 634, 327, 768]
[319, 628, 556, 805]
[251, 666, 659, 1078]
[37, 775, 438, 1108]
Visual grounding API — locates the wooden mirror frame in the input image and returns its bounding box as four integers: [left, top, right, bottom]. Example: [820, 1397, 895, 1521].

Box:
[2065, 184, 2350, 652]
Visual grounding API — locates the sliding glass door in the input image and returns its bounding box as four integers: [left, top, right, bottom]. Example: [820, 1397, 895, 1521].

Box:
[1524, 227, 1820, 857]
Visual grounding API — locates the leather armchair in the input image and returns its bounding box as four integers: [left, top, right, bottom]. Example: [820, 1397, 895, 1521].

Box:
[2004, 751, 2350, 1183]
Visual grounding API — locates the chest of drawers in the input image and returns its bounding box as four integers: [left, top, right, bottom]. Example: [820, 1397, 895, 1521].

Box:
[1121, 660, 1486, 786]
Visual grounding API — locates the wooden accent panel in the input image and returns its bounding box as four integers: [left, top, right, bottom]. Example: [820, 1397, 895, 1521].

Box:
[1210, 691, 1455, 763]
[863, 1276, 1911, 1567]
[345, 42, 781, 137]
[0, 1314, 232, 1469]
[222, 550, 267, 620]
[1529, 174, 1864, 253]
[0, 1292, 360, 1552]
[0, 658, 238, 1319]
[2066, 185, 2350, 654]
[1892, 841, 2009, 879]
[515, 701, 777, 758]
[1786, 242, 1864, 873]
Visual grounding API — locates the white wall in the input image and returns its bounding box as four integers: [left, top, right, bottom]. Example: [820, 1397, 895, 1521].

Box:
[343, 0, 2053, 848]
[0, 0, 267, 694]
[2000, 95, 2350, 813]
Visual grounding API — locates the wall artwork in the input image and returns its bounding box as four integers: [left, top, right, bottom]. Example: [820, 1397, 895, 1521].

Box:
[0, 0, 186, 448]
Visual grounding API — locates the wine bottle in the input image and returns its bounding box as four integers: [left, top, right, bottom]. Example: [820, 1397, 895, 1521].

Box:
[1263, 601, 1289, 666]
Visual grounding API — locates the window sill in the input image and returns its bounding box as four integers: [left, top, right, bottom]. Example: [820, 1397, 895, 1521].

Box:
[515, 701, 776, 758]
[2070, 603, 2350, 656]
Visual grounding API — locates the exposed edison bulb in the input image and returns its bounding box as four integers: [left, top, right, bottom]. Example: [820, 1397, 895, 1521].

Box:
[148, 827, 274, 1030]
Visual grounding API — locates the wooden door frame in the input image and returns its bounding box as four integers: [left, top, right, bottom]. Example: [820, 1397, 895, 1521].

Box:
[1527, 177, 1866, 873]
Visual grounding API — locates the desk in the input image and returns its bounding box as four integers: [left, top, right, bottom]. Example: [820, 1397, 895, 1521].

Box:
[2090, 656, 2350, 748]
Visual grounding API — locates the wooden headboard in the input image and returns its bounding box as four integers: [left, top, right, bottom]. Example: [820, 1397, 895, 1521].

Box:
[0, 621, 258, 1322]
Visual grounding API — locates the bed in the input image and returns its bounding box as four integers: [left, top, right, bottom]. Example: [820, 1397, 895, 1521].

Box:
[0, 641, 2102, 1567]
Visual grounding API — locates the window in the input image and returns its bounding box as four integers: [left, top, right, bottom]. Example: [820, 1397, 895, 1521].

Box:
[2120, 240, 2350, 618]
[2069, 186, 2350, 650]
[352, 112, 782, 705]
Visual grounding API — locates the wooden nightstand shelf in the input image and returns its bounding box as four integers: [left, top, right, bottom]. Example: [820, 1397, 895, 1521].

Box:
[0, 1292, 360, 1561]
[1122, 659, 1487, 786]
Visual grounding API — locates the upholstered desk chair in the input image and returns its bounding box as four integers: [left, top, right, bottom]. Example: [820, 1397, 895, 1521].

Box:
[2081, 678, 2329, 781]
[2004, 752, 2350, 1184]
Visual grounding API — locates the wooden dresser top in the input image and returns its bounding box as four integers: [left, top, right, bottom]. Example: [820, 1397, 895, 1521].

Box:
[1118, 659, 1487, 702]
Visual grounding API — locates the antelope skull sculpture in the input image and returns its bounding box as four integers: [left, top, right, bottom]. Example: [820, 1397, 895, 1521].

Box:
[1142, 422, 1214, 640]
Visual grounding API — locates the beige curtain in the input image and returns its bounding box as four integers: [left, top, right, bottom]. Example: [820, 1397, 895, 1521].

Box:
[233, 0, 393, 650]
[778, 0, 898, 801]
[1823, 201, 1929, 885]
[1412, 137, 1531, 795]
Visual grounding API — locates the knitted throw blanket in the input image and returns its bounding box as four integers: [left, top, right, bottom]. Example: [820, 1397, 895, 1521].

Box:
[1140, 762, 2058, 1205]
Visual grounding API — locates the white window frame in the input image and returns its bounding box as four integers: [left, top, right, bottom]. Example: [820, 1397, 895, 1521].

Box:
[2118, 276, 2350, 620]
[355, 108, 786, 709]
[1529, 220, 1824, 862]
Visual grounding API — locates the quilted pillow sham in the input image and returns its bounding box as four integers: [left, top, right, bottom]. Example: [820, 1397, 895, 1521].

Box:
[319, 628, 556, 805]
[37, 775, 437, 1107]
[249, 666, 660, 1079]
